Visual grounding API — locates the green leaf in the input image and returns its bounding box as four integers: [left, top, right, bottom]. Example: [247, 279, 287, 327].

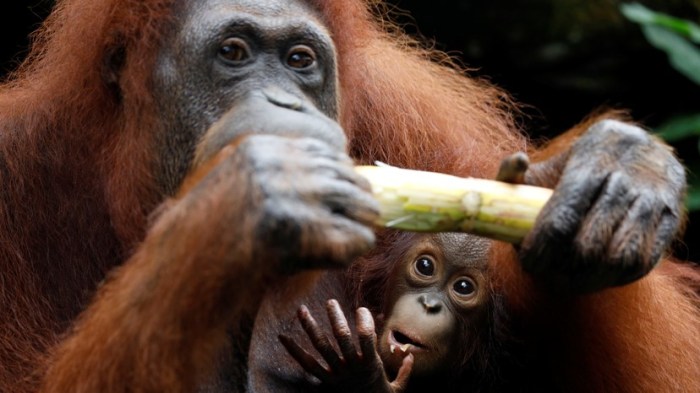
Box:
[620, 4, 700, 84]
[620, 3, 654, 24]
[656, 114, 700, 142]
[640, 24, 700, 85]
[621, 3, 700, 43]
[687, 187, 700, 211]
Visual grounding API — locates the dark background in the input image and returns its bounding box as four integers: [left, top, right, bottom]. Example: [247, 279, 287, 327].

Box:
[2, 1, 698, 261]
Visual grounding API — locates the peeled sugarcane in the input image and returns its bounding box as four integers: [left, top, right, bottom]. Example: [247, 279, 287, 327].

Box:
[355, 164, 554, 244]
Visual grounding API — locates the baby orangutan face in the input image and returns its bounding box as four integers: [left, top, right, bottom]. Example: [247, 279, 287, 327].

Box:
[281, 232, 492, 390]
[377, 233, 490, 376]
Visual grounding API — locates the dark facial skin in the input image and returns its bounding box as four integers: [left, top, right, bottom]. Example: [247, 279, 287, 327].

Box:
[151, 0, 342, 194]
[281, 233, 491, 393]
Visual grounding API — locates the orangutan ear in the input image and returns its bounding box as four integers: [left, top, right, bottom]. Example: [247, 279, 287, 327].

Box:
[102, 44, 126, 99]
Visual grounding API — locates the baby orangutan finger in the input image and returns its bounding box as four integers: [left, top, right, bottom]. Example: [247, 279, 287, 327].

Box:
[279, 334, 330, 383]
[326, 299, 359, 363]
[391, 353, 413, 393]
[297, 304, 342, 371]
[355, 307, 378, 360]
[390, 353, 414, 393]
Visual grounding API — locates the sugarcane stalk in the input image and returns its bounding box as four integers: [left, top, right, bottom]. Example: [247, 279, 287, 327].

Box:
[355, 164, 553, 243]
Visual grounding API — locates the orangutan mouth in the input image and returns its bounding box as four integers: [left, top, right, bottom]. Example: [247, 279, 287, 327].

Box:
[389, 330, 427, 354]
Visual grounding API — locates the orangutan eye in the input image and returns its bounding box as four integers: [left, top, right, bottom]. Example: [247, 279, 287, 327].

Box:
[219, 37, 250, 63]
[414, 256, 435, 277]
[286, 45, 316, 69]
[453, 278, 476, 296]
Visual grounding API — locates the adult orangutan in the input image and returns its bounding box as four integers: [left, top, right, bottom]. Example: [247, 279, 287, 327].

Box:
[0, 1, 697, 393]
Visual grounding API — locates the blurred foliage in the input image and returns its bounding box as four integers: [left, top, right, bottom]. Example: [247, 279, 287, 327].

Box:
[621, 3, 700, 210]
[388, 0, 700, 135]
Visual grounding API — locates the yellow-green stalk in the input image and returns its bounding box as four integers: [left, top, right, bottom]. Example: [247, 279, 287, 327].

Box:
[355, 164, 553, 243]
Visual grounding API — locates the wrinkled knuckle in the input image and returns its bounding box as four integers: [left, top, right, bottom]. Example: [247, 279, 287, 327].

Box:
[606, 170, 627, 186]
[297, 136, 334, 154]
[235, 137, 258, 160]
[617, 256, 652, 285]
[665, 158, 687, 187]
[590, 119, 648, 141]
[648, 245, 664, 269]
[518, 241, 549, 273]
[257, 200, 304, 243]
[352, 197, 380, 224]
[356, 322, 375, 338]
[344, 218, 376, 239]
[356, 227, 377, 251]
[316, 337, 335, 352]
[356, 316, 375, 339]
[260, 198, 293, 221]
[336, 151, 354, 164]
[363, 202, 381, 221]
[573, 236, 595, 260]
[660, 205, 682, 228]
[334, 325, 352, 340]
[609, 244, 650, 277]
[245, 133, 283, 151]
[354, 172, 374, 192]
[540, 208, 577, 240]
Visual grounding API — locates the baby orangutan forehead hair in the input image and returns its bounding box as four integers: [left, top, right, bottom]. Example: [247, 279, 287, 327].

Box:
[431, 232, 490, 269]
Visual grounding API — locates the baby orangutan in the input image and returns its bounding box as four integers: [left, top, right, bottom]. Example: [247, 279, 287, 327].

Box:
[280, 232, 506, 393]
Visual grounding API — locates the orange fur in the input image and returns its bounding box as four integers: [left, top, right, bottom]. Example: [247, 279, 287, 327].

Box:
[311, 0, 526, 176]
[555, 262, 700, 391]
[0, 0, 697, 392]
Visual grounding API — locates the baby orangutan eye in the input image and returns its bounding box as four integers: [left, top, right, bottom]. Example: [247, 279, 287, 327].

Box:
[414, 256, 435, 277]
[453, 278, 476, 296]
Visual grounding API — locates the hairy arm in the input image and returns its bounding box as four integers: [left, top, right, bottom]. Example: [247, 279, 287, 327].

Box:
[497, 115, 700, 391]
[40, 135, 378, 393]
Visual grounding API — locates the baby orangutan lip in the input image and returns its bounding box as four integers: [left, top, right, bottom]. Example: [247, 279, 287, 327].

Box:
[388, 329, 428, 354]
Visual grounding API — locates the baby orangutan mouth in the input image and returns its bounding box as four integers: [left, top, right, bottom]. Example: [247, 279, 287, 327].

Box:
[389, 329, 427, 354]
